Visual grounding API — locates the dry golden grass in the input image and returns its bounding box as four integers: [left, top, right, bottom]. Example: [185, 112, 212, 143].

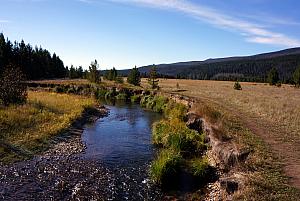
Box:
[28, 79, 91, 85]
[143, 79, 300, 142]
[0, 91, 95, 162]
[142, 78, 300, 199]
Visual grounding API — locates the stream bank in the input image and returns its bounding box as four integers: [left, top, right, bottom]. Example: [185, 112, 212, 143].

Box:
[6, 83, 252, 200]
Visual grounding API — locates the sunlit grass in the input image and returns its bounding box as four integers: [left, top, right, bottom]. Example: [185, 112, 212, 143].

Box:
[0, 91, 95, 163]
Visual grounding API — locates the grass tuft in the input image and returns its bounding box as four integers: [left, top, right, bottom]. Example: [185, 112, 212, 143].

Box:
[150, 148, 182, 184]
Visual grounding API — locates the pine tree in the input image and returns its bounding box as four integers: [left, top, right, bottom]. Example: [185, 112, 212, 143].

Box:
[267, 67, 279, 85]
[69, 65, 77, 79]
[127, 66, 141, 86]
[148, 66, 159, 89]
[88, 60, 101, 83]
[293, 66, 300, 87]
[78, 66, 83, 78]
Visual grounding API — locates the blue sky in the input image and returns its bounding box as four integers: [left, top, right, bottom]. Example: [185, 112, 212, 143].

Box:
[1, 0, 300, 69]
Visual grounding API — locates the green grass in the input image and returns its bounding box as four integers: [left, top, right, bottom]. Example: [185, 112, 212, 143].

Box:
[189, 157, 209, 177]
[130, 94, 141, 103]
[150, 148, 182, 184]
[0, 91, 95, 163]
[115, 93, 127, 100]
[149, 98, 208, 185]
[164, 101, 188, 121]
[152, 118, 206, 154]
[94, 88, 108, 98]
[140, 95, 169, 113]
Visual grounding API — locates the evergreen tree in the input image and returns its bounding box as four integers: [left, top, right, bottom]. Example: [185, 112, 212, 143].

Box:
[148, 65, 159, 89]
[127, 66, 141, 86]
[106, 67, 118, 81]
[78, 66, 83, 78]
[88, 59, 100, 83]
[233, 81, 242, 90]
[0, 33, 66, 80]
[69, 65, 77, 79]
[293, 66, 300, 87]
[267, 67, 279, 85]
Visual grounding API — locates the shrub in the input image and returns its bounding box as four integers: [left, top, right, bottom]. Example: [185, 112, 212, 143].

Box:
[115, 76, 124, 84]
[140, 95, 153, 107]
[293, 66, 300, 87]
[54, 86, 64, 93]
[0, 65, 27, 106]
[104, 88, 118, 99]
[152, 119, 206, 153]
[276, 82, 282, 87]
[115, 93, 127, 100]
[267, 67, 279, 85]
[140, 95, 168, 113]
[130, 95, 141, 103]
[150, 149, 182, 184]
[189, 157, 209, 177]
[152, 96, 168, 113]
[94, 88, 108, 99]
[67, 87, 75, 94]
[164, 101, 187, 121]
[234, 81, 242, 90]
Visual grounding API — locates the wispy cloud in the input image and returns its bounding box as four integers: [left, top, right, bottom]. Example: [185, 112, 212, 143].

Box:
[77, 0, 95, 3]
[0, 20, 11, 24]
[107, 0, 300, 47]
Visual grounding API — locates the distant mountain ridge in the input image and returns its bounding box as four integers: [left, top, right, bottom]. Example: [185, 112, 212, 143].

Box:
[119, 47, 300, 83]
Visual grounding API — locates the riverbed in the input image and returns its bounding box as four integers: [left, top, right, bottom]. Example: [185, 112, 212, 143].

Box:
[0, 102, 163, 200]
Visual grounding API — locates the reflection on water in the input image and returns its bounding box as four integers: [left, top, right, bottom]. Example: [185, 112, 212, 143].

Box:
[82, 100, 161, 167]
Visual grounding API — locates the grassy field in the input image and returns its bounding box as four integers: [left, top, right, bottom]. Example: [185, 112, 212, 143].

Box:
[147, 79, 300, 140]
[141, 78, 300, 199]
[0, 91, 95, 163]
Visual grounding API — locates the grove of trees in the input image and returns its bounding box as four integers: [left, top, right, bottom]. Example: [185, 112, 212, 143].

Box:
[0, 33, 66, 80]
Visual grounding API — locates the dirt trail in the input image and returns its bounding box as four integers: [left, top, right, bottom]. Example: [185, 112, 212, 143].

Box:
[239, 114, 300, 189]
[191, 95, 300, 190]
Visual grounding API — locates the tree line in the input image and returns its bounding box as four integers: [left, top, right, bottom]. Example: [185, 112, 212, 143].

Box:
[0, 33, 66, 80]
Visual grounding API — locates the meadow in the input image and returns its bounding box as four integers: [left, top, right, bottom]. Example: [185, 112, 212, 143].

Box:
[0, 91, 95, 163]
[141, 78, 300, 199]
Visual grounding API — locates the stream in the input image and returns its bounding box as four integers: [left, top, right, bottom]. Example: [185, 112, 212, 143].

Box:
[81, 100, 163, 200]
[0, 101, 163, 200]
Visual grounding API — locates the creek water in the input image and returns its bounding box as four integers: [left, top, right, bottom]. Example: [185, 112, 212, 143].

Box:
[81, 100, 163, 200]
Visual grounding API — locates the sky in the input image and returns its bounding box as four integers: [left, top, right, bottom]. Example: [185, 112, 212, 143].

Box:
[1, 0, 300, 70]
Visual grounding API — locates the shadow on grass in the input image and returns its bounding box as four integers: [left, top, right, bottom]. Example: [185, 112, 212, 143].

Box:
[161, 166, 218, 194]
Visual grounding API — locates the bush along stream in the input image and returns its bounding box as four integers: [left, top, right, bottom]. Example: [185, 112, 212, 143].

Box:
[138, 94, 218, 199]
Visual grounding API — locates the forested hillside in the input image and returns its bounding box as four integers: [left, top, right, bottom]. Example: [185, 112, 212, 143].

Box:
[0, 33, 66, 80]
[120, 48, 300, 83]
